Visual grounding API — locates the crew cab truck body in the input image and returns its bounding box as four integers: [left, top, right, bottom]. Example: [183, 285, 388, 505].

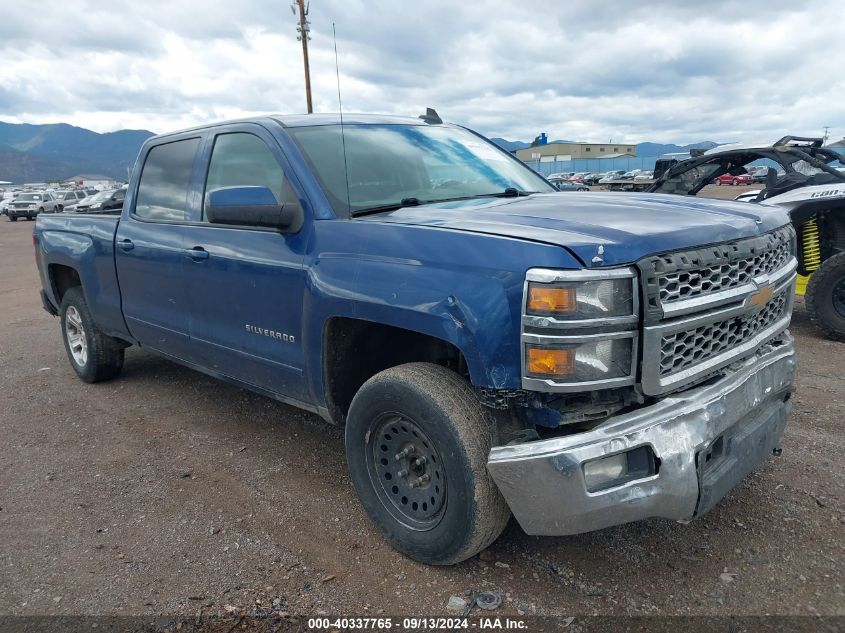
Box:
[34, 114, 797, 564]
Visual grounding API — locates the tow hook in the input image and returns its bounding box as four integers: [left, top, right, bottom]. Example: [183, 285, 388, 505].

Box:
[772, 447, 783, 457]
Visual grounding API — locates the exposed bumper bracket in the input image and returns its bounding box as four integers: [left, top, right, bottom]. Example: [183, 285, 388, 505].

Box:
[487, 335, 796, 536]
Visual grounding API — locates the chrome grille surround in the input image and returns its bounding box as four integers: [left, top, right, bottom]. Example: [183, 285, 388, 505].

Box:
[640, 226, 797, 396]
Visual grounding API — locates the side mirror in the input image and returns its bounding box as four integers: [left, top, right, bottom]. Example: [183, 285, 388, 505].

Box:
[205, 186, 303, 232]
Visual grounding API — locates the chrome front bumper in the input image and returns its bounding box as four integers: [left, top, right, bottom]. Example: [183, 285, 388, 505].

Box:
[487, 335, 796, 536]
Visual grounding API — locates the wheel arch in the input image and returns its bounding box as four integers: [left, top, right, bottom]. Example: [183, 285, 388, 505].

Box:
[321, 316, 472, 425]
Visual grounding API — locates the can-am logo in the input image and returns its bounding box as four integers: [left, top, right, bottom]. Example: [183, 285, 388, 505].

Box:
[810, 188, 845, 199]
[245, 324, 295, 343]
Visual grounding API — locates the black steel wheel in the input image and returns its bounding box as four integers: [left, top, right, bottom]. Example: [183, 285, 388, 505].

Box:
[367, 413, 447, 530]
[346, 362, 510, 565]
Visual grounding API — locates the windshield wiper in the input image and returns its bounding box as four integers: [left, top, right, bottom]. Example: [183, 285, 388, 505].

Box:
[350, 189, 539, 218]
[436, 188, 539, 202]
[350, 197, 422, 217]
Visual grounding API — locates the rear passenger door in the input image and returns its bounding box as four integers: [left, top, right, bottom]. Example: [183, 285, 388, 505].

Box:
[180, 125, 310, 399]
[115, 136, 203, 360]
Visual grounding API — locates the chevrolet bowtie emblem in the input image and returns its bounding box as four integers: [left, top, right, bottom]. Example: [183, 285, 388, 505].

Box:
[748, 283, 774, 309]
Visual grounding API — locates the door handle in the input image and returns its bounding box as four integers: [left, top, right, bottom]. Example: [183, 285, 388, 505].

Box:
[118, 238, 134, 251]
[185, 246, 209, 260]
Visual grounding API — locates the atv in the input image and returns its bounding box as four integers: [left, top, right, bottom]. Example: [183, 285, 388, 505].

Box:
[649, 136, 845, 341]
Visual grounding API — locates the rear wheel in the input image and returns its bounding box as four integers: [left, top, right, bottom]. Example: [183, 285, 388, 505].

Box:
[345, 362, 510, 565]
[806, 252, 845, 341]
[60, 287, 125, 382]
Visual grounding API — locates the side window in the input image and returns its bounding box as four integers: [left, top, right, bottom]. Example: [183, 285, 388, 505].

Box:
[203, 133, 285, 219]
[135, 137, 200, 221]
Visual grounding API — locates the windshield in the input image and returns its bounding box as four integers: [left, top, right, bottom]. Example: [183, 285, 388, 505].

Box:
[17, 193, 43, 201]
[288, 124, 554, 216]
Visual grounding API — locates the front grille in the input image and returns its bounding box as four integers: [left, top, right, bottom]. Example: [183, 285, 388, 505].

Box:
[640, 226, 797, 396]
[640, 226, 796, 321]
[658, 230, 792, 303]
[658, 288, 790, 376]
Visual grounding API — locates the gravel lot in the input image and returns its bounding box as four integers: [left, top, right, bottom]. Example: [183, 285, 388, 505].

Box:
[0, 209, 843, 621]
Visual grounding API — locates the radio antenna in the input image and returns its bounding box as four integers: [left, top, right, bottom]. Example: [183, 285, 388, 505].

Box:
[333, 22, 351, 215]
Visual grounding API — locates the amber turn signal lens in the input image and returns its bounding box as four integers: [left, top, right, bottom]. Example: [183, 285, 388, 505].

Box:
[526, 347, 575, 376]
[528, 286, 576, 313]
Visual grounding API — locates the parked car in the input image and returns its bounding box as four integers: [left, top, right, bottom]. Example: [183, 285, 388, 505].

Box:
[597, 170, 626, 184]
[6, 192, 59, 221]
[633, 171, 655, 181]
[52, 190, 88, 211]
[0, 191, 23, 215]
[714, 173, 754, 186]
[73, 188, 126, 213]
[548, 177, 589, 191]
[582, 172, 606, 186]
[751, 167, 772, 183]
[36, 112, 796, 565]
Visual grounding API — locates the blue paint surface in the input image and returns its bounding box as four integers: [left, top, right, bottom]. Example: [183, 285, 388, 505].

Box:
[33, 115, 792, 422]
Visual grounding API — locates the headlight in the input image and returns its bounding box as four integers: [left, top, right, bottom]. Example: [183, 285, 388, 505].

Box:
[91, 202, 102, 209]
[527, 277, 634, 319]
[525, 335, 634, 381]
[521, 267, 639, 391]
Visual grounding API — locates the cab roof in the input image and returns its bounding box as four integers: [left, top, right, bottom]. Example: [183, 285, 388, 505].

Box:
[150, 113, 436, 141]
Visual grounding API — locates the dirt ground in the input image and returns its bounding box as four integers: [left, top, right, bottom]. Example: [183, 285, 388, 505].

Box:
[0, 211, 843, 621]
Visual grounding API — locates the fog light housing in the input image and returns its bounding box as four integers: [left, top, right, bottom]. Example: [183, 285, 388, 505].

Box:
[583, 446, 657, 492]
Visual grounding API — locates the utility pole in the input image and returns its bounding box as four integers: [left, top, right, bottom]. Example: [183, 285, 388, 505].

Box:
[292, 0, 313, 113]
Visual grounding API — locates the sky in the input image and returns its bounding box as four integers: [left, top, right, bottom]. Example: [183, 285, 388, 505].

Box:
[0, 0, 843, 144]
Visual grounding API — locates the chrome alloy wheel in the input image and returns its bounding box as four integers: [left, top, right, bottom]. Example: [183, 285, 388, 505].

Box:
[65, 305, 88, 366]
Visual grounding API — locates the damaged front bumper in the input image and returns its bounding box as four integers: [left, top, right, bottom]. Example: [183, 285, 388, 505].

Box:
[486, 334, 796, 536]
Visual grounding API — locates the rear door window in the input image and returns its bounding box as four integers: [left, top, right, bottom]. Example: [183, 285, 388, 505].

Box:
[134, 138, 201, 221]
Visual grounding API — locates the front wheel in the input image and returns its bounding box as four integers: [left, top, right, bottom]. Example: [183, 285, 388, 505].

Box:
[806, 252, 845, 341]
[345, 363, 510, 565]
[60, 287, 126, 382]
[8, 216, 17, 222]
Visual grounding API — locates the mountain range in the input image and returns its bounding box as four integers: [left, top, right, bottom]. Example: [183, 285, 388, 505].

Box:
[0, 122, 154, 184]
[0, 120, 719, 184]
[489, 137, 719, 156]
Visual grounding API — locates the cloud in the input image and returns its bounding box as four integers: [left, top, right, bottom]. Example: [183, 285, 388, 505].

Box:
[0, 0, 843, 143]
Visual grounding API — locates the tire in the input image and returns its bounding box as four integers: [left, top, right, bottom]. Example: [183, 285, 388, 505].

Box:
[9, 216, 17, 222]
[57, 205, 63, 212]
[59, 287, 125, 382]
[345, 362, 510, 565]
[806, 252, 845, 341]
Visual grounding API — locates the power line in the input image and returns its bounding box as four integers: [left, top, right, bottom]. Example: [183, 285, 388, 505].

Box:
[292, 0, 313, 113]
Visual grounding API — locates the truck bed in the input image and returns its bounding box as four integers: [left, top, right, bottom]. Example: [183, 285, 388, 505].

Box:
[34, 213, 129, 341]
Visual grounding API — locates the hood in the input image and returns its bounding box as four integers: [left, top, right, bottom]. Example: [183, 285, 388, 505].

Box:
[360, 192, 790, 267]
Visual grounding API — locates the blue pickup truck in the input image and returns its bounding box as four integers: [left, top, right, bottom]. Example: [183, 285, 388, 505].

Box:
[34, 113, 798, 565]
